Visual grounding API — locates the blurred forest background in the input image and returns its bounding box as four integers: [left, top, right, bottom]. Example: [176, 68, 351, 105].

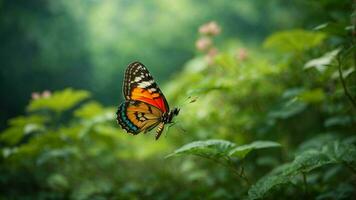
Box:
[1, 0, 355, 199]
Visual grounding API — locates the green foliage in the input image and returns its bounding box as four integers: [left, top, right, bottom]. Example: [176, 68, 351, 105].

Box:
[166, 140, 281, 159]
[263, 29, 326, 53]
[228, 141, 281, 158]
[304, 49, 341, 72]
[27, 88, 90, 113]
[248, 136, 356, 199]
[165, 139, 236, 158]
[1, 0, 355, 199]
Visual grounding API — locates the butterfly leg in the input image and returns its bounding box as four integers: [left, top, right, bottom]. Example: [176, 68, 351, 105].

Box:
[168, 121, 186, 133]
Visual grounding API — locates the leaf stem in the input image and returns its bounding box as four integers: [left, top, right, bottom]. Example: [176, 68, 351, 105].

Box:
[343, 161, 356, 175]
[195, 154, 251, 186]
[302, 172, 308, 196]
[225, 157, 251, 186]
[337, 54, 356, 109]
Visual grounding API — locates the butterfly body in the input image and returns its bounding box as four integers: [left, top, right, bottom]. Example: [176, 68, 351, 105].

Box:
[116, 61, 179, 140]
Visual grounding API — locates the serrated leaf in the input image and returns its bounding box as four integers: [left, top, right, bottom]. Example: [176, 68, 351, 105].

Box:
[298, 135, 356, 164]
[28, 88, 90, 113]
[248, 169, 291, 200]
[297, 134, 338, 153]
[165, 139, 236, 158]
[291, 150, 333, 173]
[228, 141, 281, 159]
[249, 137, 356, 199]
[263, 29, 326, 53]
[322, 142, 356, 164]
[304, 49, 340, 72]
[248, 150, 332, 199]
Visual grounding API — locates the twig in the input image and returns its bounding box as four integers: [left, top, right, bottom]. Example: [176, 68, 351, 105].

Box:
[225, 156, 251, 185]
[195, 154, 251, 186]
[343, 161, 356, 175]
[336, 55, 356, 109]
[302, 172, 308, 195]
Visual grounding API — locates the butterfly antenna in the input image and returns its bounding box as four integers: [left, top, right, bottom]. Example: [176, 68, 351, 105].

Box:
[177, 96, 199, 109]
[164, 121, 187, 139]
[175, 122, 187, 133]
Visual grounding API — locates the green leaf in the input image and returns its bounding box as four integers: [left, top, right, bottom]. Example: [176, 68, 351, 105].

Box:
[248, 137, 356, 199]
[8, 115, 47, 127]
[248, 150, 332, 200]
[331, 67, 355, 79]
[304, 49, 340, 72]
[37, 147, 80, 165]
[324, 116, 353, 127]
[0, 127, 24, 145]
[316, 183, 355, 200]
[27, 88, 90, 113]
[298, 135, 356, 164]
[74, 101, 104, 119]
[298, 88, 325, 103]
[71, 180, 112, 200]
[165, 139, 236, 158]
[47, 174, 69, 191]
[322, 141, 356, 164]
[248, 165, 291, 200]
[269, 98, 307, 119]
[263, 29, 326, 53]
[313, 22, 349, 36]
[228, 141, 281, 159]
[297, 134, 338, 153]
[291, 150, 333, 173]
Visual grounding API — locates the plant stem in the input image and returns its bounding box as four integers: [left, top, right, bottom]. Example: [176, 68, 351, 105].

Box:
[196, 154, 251, 186]
[302, 172, 308, 195]
[344, 161, 356, 175]
[225, 157, 251, 186]
[337, 55, 356, 109]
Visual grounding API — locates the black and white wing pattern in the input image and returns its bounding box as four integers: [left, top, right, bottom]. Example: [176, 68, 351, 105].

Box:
[122, 61, 169, 112]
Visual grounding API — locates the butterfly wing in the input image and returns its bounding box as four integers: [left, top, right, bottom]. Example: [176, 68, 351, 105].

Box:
[123, 61, 169, 113]
[116, 100, 163, 134]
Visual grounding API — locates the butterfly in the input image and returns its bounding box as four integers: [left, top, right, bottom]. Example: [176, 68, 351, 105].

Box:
[116, 61, 180, 140]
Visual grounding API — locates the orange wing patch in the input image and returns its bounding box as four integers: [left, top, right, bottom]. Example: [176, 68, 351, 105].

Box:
[125, 101, 162, 133]
[131, 88, 167, 112]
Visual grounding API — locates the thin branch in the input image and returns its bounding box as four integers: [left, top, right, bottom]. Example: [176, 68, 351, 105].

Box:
[337, 55, 356, 109]
[302, 172, 308, 195]
[225, 157, 251, 186]
[343, 161, 356, 175]
[195, 154, 251, 186]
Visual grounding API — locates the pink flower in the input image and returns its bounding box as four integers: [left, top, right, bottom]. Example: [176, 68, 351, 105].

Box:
[207, 48, 218, 57]
[205, 48, 218, 65]
[236, 48, 248, 61]
[42, 90, 52, 98]
[195, 37, 212, 51]
[31, 92, 40, 100]
[199, 21, 221, 36]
